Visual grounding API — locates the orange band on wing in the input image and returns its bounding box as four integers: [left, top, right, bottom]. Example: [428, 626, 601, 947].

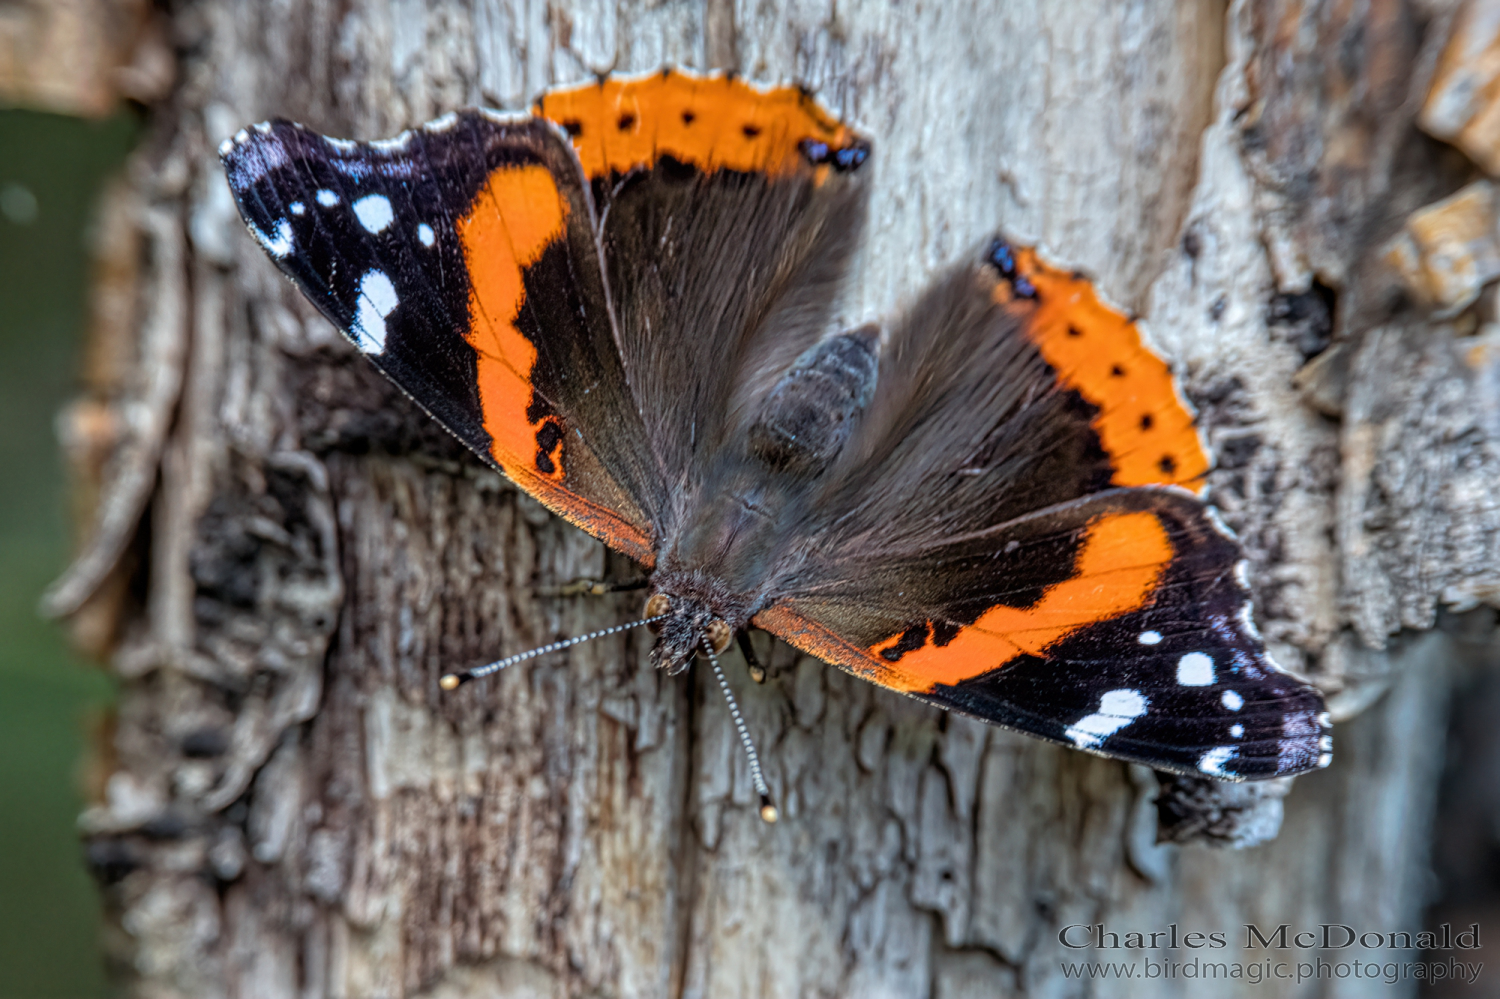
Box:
[994, 247, 1209, 489]
[458, 164, 569, 483]
[758, 510, 1172, 694]
[534, 69, 856, 180]
[456, 165, 655, 565]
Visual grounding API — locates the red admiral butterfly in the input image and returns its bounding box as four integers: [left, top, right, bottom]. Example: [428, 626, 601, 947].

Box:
[220, 69, 1331, 816]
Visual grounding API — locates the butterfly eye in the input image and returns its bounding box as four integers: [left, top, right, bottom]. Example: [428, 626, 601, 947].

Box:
[644, 593, 672, 630]
[704, 619, 733, 654]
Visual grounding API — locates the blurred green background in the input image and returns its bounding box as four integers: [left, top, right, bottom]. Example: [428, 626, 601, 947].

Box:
[0, 108, 135, 999]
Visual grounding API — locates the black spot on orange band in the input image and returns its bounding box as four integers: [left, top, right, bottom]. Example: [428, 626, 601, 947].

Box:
[880, 622, 931, 663]
[984, 239, 1209, 490]
[534, 69, 867, 180]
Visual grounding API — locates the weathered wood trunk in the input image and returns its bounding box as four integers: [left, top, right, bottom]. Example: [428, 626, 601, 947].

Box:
[52, 0, 1500, 996]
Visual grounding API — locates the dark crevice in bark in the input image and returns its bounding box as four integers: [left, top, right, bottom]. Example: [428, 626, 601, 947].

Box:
[669, 658, 702, 999]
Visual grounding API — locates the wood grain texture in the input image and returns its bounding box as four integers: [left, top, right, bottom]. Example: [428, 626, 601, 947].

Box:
[0, 0, 170, 115]
[55, 0, 1497, 996]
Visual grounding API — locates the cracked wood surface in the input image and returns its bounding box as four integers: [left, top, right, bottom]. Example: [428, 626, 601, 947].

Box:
[59, 0, 1500, 996]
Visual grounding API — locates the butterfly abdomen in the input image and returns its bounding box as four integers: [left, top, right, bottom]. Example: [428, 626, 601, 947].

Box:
[747, 325, 879, 475]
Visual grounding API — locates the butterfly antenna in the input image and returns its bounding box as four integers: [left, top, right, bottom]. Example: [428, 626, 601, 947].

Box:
[440, 614, 666, 690]
[702, 636, 778, 823]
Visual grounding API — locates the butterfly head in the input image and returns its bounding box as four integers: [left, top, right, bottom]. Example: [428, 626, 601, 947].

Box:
[644, 592, 732, 674]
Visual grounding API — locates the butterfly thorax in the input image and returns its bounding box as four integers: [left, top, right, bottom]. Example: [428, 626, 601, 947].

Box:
[645, 327, 882, 672]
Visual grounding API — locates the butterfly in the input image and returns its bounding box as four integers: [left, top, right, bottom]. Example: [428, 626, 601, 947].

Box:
[220, 68, 1331, 810]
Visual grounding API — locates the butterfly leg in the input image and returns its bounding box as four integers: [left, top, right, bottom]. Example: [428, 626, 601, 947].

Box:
[737, 630, 767, 684]
[545, 576, 651, 597]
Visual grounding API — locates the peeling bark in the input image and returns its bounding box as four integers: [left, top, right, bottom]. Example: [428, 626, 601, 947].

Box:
[57, 1, 1500, 996]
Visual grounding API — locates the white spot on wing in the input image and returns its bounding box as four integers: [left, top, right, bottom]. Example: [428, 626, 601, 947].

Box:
[1221, 689, 1244, 711]
[425, 111, 459, 132]
[418, 223, 435, 247]
[218, 138, 234, 157]
[234, 129, 249, 144]
[1318, 752, 1332, 768]
[1137, 630, 1162, 645]
[1176, 651, 1215, 686]
[1198, 746, 1236, 776]
[316, 189, 339, 207]
[1064, 689, 1148, 750]
[352, 269, 399, 353]
[353, 194, 394, 234]
[326, 136, 358, 152]
[1229, 724, 1244, 738]
[250, 217, 294, 258]
[289, 201, 305, 215]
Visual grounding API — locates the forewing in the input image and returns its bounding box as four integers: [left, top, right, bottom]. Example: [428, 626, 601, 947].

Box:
[220, 113, 662, 563]
[534, 70, 873, 529]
